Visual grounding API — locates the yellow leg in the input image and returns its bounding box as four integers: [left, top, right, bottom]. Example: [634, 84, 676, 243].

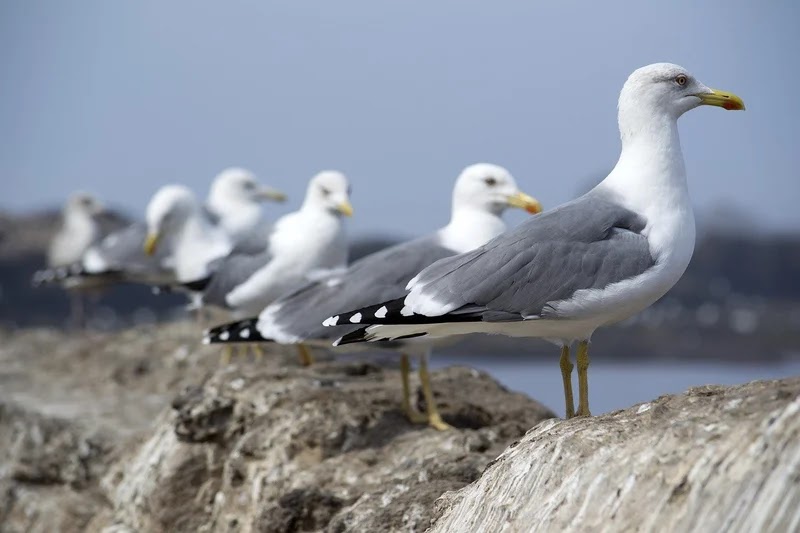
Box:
[251, 344, 265, 362]
[297, 344, 314, 367]
[418, 354, 452, 431]
[220, 346, 233, 366]
[235, 345, 247, 360]
[400, 354, 427, 424]
[576, 340, 592, 417]
[560, 345, 576, 419]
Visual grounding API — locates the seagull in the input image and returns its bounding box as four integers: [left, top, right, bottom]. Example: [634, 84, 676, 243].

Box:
[141, 184, 235, 283]
[33, 168, 285, 288]
[203, 163, 542, 428]
[196, 170, 353, 325]
[46, 193, 107, 272]
[325, 63, 745, 419]
[38, 192, 125, 325]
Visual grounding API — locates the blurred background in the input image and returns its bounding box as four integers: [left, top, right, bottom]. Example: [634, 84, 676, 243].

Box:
[1, 1, 798, 416]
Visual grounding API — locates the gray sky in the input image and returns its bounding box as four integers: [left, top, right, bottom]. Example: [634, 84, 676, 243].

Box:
[2, 1, 798, 238]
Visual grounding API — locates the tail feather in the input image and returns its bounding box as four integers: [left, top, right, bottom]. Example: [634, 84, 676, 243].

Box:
[179, 276, 212, 293]
[334, 326, 427, 346]
[203, 318, 271, 344]
[32, 263, 122, 287]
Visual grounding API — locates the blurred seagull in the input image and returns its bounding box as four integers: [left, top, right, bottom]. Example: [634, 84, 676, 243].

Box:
[33, 168, 286, 289]
[204, 164, 542, 428]
[39, 192, 127, 325]
[194, 171, 353, 324]
[325, 63, 745, 419]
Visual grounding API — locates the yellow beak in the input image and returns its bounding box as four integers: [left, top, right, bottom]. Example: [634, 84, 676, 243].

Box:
[696, 89, 746, 111]
[143, 232, 160, 256]
[507, 192, 543, 214]
[337, 201, 354, 217]
[257, 187, 287, 202]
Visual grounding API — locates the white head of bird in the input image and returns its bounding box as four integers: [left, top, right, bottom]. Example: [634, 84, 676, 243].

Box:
[452, 163, 542, 216]
[302, 171, 354, 217]
[65, 192, 104, 219]
[206, 167, 286, 242]
[208, 167, 286, 210]
[618, 63, 745, 147]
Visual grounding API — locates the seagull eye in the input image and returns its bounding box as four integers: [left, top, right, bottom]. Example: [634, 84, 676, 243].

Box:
[484, 177, 498, 187]
[675, 74, 688, 86]
[320, 186, 331, 196]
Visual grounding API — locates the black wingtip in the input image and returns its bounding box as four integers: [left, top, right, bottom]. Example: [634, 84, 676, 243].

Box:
[333, 327, 371, 346]
[204, 318, 271, 344]
[180, 276, 212, 293]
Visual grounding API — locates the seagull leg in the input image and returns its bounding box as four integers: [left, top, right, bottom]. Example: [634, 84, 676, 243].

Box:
[400, 353, 427, 424]
[418, 353, 452, 431]
[576, 340, 592, 417]
[297, 344, 314, 367]
[559, 345, 576, 419]
[69, 291, 86, 331]
[235, 345, 247, 361]
[220, 346, 233, 366]
[251, 344, 265, 362]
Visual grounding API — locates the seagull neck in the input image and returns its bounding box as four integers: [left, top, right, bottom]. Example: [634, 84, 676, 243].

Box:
[602, 113, 690, 214]
[211, 199, 261, 239]
[439, 207, 506, 253]
[64, 209, 95, 233]
[173, 210, 231, 281]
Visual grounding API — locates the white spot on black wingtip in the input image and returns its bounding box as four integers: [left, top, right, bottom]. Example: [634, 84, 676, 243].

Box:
[239, 328, 250, 339]
[349, 312, 362, 324]
[400, 306, 413, 317]
[375, 306, 387, 318]
[323, 315, 339, 327]
[219, 331, 230, 341]
[332, 336, 343, 347]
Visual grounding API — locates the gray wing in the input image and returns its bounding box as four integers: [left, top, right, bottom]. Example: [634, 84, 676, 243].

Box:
[263, 234, 456, 340]
[88, 222, 175, 283]
[92, 210, 131, 241]
[228, 222, 274, 255]
[407, 189, 655, 320]
[201, 248, 274, 308]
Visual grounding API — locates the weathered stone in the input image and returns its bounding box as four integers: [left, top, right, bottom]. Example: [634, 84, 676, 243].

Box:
[0, 326, 553, 532]
[430, 377, 800, 533]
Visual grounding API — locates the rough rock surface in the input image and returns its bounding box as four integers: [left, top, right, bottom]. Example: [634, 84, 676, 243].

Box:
[0, 324, 553, 532]
[430, 377, 800, 533]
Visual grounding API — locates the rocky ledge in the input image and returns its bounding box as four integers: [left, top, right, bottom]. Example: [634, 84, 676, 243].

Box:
[430, 376, 800, 533]
[1, 325, 798, 532]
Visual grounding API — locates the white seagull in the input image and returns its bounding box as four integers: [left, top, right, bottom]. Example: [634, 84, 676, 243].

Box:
[33, 168, 285, 288]
[203, 164, 541, 428]
[195, 171, 353, 322]
[326, 63, 745, 419]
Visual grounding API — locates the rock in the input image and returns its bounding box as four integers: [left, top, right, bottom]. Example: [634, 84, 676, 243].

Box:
[0, 325, 554, 532]
[430, 377, 800, 533]
[101, 362, 553, 532]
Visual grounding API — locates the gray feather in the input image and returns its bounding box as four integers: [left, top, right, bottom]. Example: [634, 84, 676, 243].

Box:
[265, 234, 456, 340]
[409, 188, 655, 320]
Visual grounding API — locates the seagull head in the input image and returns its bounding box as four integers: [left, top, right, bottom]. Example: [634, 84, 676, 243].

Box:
[209, 167, 287, 208]
[452, 163, 542, 216]
[66, 192, 105, 217]
[143, 185, 198, 256]
[619, 63, 745, 129]
[304, 170, 354, 217]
